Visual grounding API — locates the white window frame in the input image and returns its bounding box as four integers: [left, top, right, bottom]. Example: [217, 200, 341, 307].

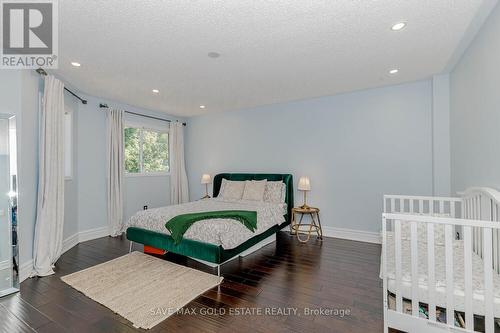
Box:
[124, 122, 170, 177]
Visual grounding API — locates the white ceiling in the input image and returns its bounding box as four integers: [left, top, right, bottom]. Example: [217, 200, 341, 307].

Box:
[56, 0, 492, 117]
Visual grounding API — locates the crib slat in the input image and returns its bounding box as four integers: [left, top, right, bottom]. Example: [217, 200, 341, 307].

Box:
[496, 204, 500, 274]
[445, 224, 454, 327]
[427, 223, 436, 322]
[473, 198, 477, 253]
[382, 216, 389, 333]
[430, 200, 434, 215]
[493, 230, 498, 274]
[479, 197, 483, 258]
[466, 198, 471, 218]
[451, 201, 456, 218]
[409, 199, 414, 214]
[496, 205, 500, 274]
[382, 218, 387, 291]
[391, 198, 395, 213]
[410, 221, 419, 317]
[439, 200, 444, 214]
[483, 228, 494, 333]
[419, 199, 424, 214]
[395, 220, 403, 313]
[464, 226, 473, 330]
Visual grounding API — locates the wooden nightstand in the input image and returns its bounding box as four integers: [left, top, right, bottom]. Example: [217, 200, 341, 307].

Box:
[290, 206, 323, 243]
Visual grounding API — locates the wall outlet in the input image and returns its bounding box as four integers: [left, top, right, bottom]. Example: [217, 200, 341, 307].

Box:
[143, 205, 148, 210]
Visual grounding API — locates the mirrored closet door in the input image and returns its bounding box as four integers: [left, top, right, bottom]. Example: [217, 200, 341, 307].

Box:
[0, 114, 19, 297]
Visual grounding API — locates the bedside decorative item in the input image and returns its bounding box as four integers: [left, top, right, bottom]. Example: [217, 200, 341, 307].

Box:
[201, 174, 212, 199]
[297, 176, 311, 209]
[291, 206, 323, 243]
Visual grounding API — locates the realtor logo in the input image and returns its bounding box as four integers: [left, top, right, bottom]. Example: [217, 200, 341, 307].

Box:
[1, 0, 58, 68]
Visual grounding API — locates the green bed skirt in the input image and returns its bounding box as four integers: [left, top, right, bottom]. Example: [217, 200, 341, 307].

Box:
[126, 221, 288, 264]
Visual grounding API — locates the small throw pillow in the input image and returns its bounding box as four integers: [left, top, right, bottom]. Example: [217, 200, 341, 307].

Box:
[242, 180, 268, 201]
[220, 179, 246, 200]
[263, 181, 286, 203]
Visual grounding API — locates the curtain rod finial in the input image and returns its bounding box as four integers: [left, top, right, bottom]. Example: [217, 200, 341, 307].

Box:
[36, 68, 47, 76]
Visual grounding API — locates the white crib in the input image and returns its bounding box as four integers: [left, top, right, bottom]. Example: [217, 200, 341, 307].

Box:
[382, 187, 500, 333]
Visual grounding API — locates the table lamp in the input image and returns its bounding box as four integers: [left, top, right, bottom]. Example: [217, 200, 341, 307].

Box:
[298, 176, 311, 209]
[201, 174, 212, 199]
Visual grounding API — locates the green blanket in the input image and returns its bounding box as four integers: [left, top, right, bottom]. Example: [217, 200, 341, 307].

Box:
[165, 210, 257, 245]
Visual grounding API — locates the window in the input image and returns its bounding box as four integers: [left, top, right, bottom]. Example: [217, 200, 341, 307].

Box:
[64, 110, 72, 179]
[124, 125, 169, 175]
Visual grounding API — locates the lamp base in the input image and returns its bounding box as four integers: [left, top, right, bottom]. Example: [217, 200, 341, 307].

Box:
[299, 204, 311, 210]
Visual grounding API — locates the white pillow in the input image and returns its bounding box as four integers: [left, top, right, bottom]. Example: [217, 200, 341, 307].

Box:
[263, 181, 286, 203]
[242, 180, 267, 201]
[219, 179, 245, 200]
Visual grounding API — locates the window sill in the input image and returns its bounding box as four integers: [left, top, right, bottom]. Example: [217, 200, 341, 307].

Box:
[125, 172, 170, 178]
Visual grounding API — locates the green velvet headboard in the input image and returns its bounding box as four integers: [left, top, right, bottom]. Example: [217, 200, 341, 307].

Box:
[213, 173, 294, 225]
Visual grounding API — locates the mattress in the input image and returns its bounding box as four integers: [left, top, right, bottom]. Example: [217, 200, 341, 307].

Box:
[382, 232, 500, 317]
[125, 198, 286, 249]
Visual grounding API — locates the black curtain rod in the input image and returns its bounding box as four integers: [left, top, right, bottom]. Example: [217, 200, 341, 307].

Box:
[99, 103, 186, 126]
[35, 68, 88, 104]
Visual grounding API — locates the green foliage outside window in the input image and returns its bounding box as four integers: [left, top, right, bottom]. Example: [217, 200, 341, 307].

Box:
[124, 127, 169, 174]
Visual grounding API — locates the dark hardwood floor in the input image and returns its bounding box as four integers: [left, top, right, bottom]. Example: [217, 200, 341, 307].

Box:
[0, 232, 383, 332]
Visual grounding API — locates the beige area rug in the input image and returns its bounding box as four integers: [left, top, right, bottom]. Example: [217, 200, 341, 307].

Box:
[61, 251, 222, 329]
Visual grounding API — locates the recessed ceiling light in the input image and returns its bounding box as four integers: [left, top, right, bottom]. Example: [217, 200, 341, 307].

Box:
[199, 105, 206, 109]
[152, 89, 159, 93]
[71, 62, 81, 67]
[389, 69, 399, 75]
[391, 22, 406, 31]
[207, 52, 220, 58]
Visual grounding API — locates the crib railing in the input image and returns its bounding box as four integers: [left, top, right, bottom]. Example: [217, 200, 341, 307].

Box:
[382, 213, 500, 333]
[461, 188, 500, 274]
[385, 190, 500, 274]
[384, 194, 462, 217]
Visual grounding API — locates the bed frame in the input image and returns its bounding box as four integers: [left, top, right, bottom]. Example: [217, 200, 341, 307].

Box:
[126, 173, 294, 276]
[382, 187, 500, 333]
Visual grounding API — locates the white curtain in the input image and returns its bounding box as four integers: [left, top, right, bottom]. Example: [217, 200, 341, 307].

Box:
[169, 122, 189, 204]
[33, 75, 65, 277]
[106, 109, 124, 236]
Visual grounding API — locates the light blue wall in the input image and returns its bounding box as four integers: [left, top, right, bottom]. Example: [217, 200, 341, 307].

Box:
[450, 2, 500, 193]
[186, 80, 434, 232]
[74, 96, 108, 232]
[0, 70, 182, 268]
[74, 95, 184, 231]
[432, 74, 451, 196]
[63, 90, 79, 239]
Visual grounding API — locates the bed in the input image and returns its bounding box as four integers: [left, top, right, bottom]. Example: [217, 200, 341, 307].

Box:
[382, 188, 500, 333]
[126, 173, 293, 274]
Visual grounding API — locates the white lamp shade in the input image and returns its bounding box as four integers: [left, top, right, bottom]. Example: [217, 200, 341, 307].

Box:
[298, 176, 311, 191]
[201, 174, 212, 184]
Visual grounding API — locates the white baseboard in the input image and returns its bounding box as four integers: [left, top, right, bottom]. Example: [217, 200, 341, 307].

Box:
[62, 226, 110, 253]
[78, 226, 110, 243]
[62, 232, 80, 253]
[20, 226, 110, 283]
[281, 224, 381, 244]
[322, 226, 381, 244]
